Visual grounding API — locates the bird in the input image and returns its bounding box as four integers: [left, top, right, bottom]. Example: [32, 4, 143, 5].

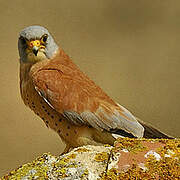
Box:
[18, 25, 173, 153]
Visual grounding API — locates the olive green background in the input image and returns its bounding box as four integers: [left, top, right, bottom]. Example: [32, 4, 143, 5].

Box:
[0, 0, 179, 176]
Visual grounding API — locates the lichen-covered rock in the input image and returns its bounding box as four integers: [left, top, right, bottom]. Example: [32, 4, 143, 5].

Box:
[2, 138, 180, 180]
[2, 145, 112, 180]
[102, 138, 180, 179]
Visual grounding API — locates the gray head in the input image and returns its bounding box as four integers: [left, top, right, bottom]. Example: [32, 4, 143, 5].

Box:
[18, 25, 58, 63]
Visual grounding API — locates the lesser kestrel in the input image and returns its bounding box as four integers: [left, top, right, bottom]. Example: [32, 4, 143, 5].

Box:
[18, 26, 172, 153]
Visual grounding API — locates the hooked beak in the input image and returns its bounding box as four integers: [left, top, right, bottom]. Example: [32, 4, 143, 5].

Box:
[27, 40, 42, 56]
[32, 46, 39, 56]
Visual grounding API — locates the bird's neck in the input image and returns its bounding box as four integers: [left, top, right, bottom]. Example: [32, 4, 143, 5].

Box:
[20, 62, 34, 83]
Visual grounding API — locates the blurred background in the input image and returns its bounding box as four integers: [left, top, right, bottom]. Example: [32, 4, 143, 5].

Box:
[0, 0, 180, 176]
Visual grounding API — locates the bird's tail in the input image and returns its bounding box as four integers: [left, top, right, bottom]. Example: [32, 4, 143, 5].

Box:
[111, 118, 174, 139]
[137, 118, 174, 139]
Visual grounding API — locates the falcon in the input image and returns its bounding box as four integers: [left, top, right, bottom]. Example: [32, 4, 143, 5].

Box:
[18, 26, 172, 153]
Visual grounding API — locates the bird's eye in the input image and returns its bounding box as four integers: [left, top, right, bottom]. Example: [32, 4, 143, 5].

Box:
[41, 34, 48, 43]
[20, 36, 27, 45]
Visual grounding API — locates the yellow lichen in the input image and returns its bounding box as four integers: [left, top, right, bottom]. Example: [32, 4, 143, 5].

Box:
[2, 153, 51, 180]
[57, 153, 77, 167]
[101, 138, 180, 180]
[74, 147, 90, 153]
[94, 152, 109, 162]
[81, 169, 89, 178]
[2, 139, 179, 179]
[101, 168, 118, 180]
[57, 167, 68, 178]
[104, 144, 112, 147]
[115, 138, 147, 153]
[67, 153, 76, 159]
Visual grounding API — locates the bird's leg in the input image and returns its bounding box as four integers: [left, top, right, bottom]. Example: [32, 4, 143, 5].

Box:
[77, 136, 104, 146]
[91, 129, 116, 146]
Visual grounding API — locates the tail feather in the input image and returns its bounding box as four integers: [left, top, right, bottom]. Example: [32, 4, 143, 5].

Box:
[138, 119, 174, 139]
[110, 118, 174, 139]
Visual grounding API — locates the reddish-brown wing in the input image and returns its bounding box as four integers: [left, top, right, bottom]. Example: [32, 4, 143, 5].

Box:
[30, 54, 144, 137]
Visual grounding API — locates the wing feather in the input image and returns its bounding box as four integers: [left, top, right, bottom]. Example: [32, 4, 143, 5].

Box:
[30, 59, 144, 137]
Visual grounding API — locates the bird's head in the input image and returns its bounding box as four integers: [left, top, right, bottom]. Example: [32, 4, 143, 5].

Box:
[18, 26, 58, 63]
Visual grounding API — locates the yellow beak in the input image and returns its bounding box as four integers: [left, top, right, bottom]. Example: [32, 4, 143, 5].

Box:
[27, 40, 42, 56]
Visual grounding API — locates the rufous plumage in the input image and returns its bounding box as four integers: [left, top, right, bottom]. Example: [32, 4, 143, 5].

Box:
[18, 26, 172, 153]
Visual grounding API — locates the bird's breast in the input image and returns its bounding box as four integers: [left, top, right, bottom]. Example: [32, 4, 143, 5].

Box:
[26, 51, 47, 63]
[20, 75, 91, 146]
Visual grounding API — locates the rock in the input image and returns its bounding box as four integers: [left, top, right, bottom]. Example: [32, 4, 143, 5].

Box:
[102, 138, 180, 179]
[2, 138, 180, 179]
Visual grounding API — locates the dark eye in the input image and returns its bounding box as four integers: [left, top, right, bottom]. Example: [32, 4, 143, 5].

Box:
[41, 34, 48, 43]
[20, 36, 27, 44]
